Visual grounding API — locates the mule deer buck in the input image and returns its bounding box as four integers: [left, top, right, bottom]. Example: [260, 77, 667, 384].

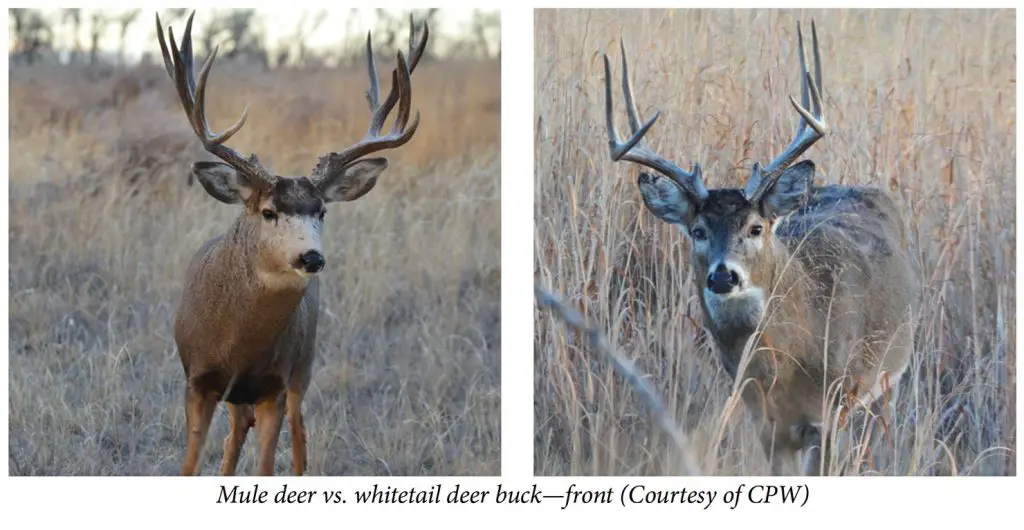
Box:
[156, 12, 429, 476]
[602, 21, 920, 475]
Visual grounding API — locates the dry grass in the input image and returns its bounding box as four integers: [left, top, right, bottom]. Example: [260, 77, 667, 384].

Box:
[8, 56, 501, 476]
[534, 9, 1015, 476]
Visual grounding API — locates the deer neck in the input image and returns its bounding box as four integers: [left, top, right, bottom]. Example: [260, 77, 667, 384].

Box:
[701, 242, 812, 379]
[213, 216, 311, 339]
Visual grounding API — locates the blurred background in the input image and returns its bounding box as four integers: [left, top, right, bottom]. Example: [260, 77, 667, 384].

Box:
[9, 8, 500, 66]
[9, 8, 500, 476]
[534, 9, 1014, 476]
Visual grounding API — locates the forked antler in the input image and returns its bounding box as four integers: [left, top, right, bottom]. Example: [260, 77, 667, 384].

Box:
[604, 39, 709, 202]
[156, 11, 275, 190]
[743, 20, 830, 203]
[310, 15, 429, 184]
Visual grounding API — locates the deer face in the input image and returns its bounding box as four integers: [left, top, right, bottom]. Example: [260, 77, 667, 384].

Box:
[191, 158, 389, 279]
[637, 161, 815, 327]
[684, 188, 770, 296]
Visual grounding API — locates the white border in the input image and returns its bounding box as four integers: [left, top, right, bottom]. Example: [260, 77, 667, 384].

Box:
[3, 0, 1022, 529]
[2, 477, 1023, 528]
[501, 0, 534, 480]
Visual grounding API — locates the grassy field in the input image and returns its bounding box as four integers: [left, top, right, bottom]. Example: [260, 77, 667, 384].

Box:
[8, 53, 501, 475]
[534, 9, 1015, 476]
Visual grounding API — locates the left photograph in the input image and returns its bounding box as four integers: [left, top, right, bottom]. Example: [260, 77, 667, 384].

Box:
[8, 8, 501, 476]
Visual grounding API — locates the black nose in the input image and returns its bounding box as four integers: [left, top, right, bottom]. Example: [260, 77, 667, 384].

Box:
[298, 250, 325, 274]
[706, 263, 740, 294]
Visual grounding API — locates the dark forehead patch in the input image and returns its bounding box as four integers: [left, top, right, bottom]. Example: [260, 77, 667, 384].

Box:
[270, 177, 324, 216]
[699, 188, 752, 220]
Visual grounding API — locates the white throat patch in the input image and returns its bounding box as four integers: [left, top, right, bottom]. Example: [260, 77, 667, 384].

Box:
[258, 268, 311, 291]
[703, 286, 766, 330]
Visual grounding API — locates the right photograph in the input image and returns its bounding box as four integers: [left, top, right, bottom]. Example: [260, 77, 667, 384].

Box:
[534, 9, 1015, 476]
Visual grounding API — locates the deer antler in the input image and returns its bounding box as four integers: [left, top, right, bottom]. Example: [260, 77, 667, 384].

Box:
[310, 15, 429, 184]
[744, 20, 830, 203]
[604, 39, 709, 202]
[156, 11, 275, 191]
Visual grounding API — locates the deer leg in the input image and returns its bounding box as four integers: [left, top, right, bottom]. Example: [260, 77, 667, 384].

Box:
[253, 393, 286, 476]
[800, 423, 826, 476]
[286, 387, 308, 476]
[181, 385, 217, 476]
[762, 420, 816, 476]
[220, 404, 255, 476]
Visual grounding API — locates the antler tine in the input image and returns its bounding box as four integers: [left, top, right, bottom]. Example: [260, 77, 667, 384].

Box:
[811, 20, 823, 118]
[319, 18, 429, 175]
[156, 11, 272, 189]
[390, 17, 430, 134]
[796, 21, 809, 137]
[365, 31, 380, 113]
[619, 39, 644, 134]
[745, 19, 830, 203]
[407, 13, 429, 73]
[378, 17, 428, 135]
[603, 41, 708, 201]
[391, 52, 413, 134]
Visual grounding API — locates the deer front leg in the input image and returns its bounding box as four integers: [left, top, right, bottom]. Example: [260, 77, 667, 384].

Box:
[181, 384, 217, 476]
[760, 421, 809, 476]
[286, 388, 308, 476]
[220, 404, 255, 476]
[254, 393, 286, 476]
[800, 423, 826, 476]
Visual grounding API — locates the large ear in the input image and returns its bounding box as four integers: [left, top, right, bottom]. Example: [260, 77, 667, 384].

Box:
[316, 157, 388, 203]
[637, 172, 699, 227]
[760, 160, 815, 218]
[191, 161, 259, 205]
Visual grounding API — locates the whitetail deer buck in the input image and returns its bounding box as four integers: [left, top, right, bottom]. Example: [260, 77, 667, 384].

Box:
[603, 21, 920, 475]
[156, 12, 429, 476]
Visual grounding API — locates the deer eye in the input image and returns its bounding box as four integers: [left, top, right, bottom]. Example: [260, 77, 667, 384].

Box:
[749, 224, 764, 237]
[261, 209, 278, 221]
[691, 227, 708, 241]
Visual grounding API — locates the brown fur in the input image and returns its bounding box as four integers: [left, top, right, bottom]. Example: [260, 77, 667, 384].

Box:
[691, 184, 920, 475]
[175, 197, 320, 477]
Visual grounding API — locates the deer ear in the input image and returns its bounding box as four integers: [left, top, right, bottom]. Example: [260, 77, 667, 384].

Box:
[760, 160, 815, 218]
[317, 158, 388, 203]
[637, 172, 699, 227]
[191, 161, 259, 204]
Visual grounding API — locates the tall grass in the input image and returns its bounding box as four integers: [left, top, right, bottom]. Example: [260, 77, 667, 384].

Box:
[534, 8, 1014, 476]
[8, 56, 501, 475]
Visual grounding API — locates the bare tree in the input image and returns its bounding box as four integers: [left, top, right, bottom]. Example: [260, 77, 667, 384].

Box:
[339, 8, 363, 67]
[162, 8, 188, 22]
[197, 9, 269, 69]
[61, 8, 83, 64]
[373, 8, 438, 59]
[469, 9, 501, 59]
[116, 9, 141, 65]
[289, 9, 328, 67]
[88, 10, 110, 66]
[10, 8, 54, 65]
